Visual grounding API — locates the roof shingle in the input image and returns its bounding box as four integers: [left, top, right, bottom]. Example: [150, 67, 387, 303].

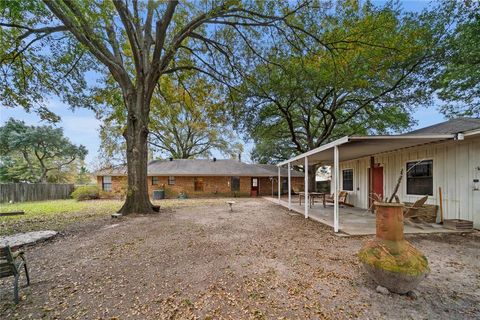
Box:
[97, 159, 304, 177]
[407, 117, 480, 135]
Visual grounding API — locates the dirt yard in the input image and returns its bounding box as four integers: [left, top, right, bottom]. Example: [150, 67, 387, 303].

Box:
[1, 198, 479, 319]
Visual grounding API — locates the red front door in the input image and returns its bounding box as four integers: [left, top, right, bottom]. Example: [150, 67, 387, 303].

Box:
[372, 167, 384, 198]
[251, 177, 259, 197]
[368, 166, 384, 208]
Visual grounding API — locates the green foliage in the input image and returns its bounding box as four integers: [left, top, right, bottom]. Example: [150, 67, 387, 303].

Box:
[0, 0, 313, 125]
[0, 118, 87, 182]
[430, 1, 480, 117]
[95, 72, 244, 161]
[1, 0, 389, 214]
[235, 1, 437, 163]
[0, 1, 93, 121]
[149, 74, 243, 159]
[75, 165, 92, 185]
[71, 185, 100, 201]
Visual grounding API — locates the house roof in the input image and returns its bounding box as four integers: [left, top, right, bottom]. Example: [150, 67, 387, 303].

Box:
[96, 167, 127, 176]
[279, 118, 480, 166]
[97, 159, 304, 177]
[407, 117, 480, 135]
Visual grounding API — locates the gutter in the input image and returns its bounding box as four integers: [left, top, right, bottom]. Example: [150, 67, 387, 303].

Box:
[463, 128, 480, 137]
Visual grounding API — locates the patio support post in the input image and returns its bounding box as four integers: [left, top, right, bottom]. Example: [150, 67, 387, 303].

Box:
[277, 166, 281, 203]
[369, 156, 375, 211]
[304, 157, 309, 219]
[288, 162, 291, 210]
[334, 145, 339, 232]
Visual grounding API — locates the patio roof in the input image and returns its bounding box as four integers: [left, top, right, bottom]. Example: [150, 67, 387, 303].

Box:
[275, 133, 460, 233]
[278, 134, 457, 166]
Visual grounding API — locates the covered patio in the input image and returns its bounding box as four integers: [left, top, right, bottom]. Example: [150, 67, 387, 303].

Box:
[273, 134, 462, 234]
[264, 196, 459, 236]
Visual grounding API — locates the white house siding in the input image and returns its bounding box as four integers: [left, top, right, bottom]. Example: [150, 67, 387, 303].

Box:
[338, 136, 480, 228]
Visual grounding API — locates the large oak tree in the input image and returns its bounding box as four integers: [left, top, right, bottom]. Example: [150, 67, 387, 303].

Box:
[96, 72, 242, 162]
[1, 0, 312, 214]
[0, 118, 87, 182]
[234, 1, 440, 188]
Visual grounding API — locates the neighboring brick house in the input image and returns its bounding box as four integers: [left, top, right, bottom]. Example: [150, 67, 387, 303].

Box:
[96, 159, 304, 198]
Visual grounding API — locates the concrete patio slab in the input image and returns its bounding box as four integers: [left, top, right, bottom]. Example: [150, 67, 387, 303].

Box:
[264, 197, 464, 236]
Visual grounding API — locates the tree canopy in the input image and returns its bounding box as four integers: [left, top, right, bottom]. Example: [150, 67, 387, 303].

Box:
[235, 1, 438, 165]
[0, 118, 87, 182]
[96, 72, 243, 161]
[430, 1, 480, 117]
[149, 74, 244, 158]
[1, 0, 316, 214]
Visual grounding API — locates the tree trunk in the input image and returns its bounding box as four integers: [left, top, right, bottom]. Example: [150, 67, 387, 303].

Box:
[118, 88, 157, 215]
[39, 171, 48, 183]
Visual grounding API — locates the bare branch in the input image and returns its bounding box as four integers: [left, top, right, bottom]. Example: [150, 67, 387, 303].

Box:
[113, 0, 143, 75]
[43, 0, 130, 88]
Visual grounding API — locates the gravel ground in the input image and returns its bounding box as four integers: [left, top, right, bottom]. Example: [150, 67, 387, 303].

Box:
[1, 198, 479, 319]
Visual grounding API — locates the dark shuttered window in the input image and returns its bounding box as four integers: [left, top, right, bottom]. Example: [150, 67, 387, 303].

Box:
[406, 160, 433, 195]
[231, 176, 240, 192]
[342, 169, 353, 191]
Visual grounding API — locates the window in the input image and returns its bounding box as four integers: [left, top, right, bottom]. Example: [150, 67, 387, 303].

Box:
[168, 176, 175, 185]
[407, 160, 433, 195]
[231, 176, 240, 192]
[152, 176, 159, 185]
[342, 169, 353, 191]
[194, 177, 204, 192]
[102, 176, 112, 192]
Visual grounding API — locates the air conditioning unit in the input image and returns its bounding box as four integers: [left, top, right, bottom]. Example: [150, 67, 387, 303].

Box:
[152, 190, 165, 200]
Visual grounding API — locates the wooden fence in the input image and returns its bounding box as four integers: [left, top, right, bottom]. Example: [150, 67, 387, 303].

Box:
[0, 183, 74, 203]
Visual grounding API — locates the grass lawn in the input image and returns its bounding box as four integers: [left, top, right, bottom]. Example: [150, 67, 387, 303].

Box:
[0, 199, 122, 236]
[0, 198, 237, 236]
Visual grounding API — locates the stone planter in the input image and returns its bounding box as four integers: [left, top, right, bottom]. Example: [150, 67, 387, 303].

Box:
[358, 202, 430, 294]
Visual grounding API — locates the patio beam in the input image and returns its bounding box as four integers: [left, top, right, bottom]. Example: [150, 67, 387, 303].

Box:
[288, 162, 291, 210]
[304, 156, 309, 219]
[334, 145, 339, 232]
[277, 134, 455, 167]
[278, 136, 349, 166]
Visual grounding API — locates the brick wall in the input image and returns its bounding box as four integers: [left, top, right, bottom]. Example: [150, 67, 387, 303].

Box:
[97, 176, 127, 197]
[98, 175, 304, 198]
[147, 176, 251, 198]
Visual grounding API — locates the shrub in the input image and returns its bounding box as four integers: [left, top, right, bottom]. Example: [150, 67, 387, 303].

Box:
[71, 186, 100, 201]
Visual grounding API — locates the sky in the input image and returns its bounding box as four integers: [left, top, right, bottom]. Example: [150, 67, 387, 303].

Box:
[0, 0, 446, 168]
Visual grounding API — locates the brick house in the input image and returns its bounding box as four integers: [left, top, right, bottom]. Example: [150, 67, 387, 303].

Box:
[96, 159, 304, 198]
